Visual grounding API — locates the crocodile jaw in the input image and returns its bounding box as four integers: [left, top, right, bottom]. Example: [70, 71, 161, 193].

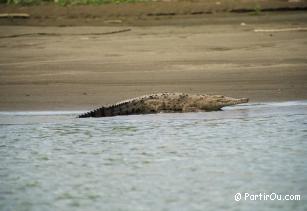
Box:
[218, 96, 249, 107]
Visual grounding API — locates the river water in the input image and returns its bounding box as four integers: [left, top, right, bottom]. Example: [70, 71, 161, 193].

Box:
[0, 101, 306, 211]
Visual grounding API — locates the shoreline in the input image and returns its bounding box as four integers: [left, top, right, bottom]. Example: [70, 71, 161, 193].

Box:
[1, 98, 307, 112]
[0, 100, 306, 112]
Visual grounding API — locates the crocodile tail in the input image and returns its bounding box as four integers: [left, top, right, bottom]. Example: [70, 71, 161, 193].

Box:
[78, 107, 105, 118]
[78, 111, 92, 118]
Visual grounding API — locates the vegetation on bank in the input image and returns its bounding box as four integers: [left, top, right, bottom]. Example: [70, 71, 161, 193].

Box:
[0, 0, 148, 6]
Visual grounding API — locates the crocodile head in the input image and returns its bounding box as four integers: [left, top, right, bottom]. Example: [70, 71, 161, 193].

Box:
[212, 95, 249, 107]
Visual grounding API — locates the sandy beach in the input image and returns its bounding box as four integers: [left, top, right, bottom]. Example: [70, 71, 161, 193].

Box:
[0, 4, 307, 110]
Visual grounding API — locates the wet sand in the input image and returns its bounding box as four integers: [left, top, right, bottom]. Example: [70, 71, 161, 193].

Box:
[0, 11, 307, 110]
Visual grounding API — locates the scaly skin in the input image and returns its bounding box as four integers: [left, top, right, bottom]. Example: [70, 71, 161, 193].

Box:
[78, 92, 249, 118]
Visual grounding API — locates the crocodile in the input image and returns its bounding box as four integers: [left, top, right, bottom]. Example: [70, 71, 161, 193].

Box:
[78, 92, 248, 118]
